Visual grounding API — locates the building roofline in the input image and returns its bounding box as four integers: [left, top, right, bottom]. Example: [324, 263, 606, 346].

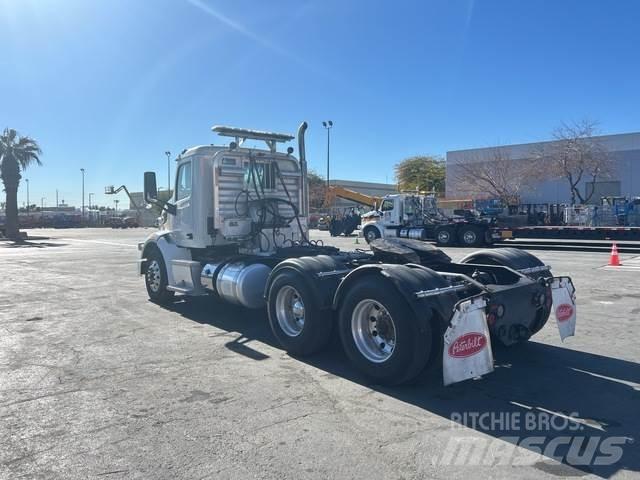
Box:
[446, 131, 640, 155]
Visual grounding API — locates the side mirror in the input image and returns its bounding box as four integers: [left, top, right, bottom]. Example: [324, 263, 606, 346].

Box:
[144, 172, 158, 202]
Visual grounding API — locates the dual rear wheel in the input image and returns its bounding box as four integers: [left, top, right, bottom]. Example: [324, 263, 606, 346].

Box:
[268, 272, 433, 385]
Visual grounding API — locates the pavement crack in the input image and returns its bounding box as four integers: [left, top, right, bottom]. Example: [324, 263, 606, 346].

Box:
[0, 387, 89, 408]
[252, 412, 317, 433]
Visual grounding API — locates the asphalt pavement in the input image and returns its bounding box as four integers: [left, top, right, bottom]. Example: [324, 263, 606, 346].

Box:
[1, 228, 638, 479]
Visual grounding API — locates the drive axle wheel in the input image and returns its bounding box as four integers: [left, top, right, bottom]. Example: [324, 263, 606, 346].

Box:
[435, 226, 456, 246]
[353, 300, 396, 362]
[275, 285, 306, 337]
[460, 248, 553, 343]
[458, 225, 484, 247]
[144, 246, 174, 304]
[338, 275, 431, 385]
[268, 271, 332, 356]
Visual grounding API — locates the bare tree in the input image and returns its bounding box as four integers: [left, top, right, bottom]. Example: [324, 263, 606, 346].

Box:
[307, 170, 326, 210]
[452, 148, 540, 205]
[534, 119, 612, 204]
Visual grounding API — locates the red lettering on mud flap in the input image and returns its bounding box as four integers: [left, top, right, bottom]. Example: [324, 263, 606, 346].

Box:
[448, 332, 487, 358]
[555, 304, 574, 323]
[442, 297, 493, 386]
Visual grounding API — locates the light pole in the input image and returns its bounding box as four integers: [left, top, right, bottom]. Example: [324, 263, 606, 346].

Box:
[25, 179, 30, 214]
[88, 193, 94, 210]
[114, 199, 119, 213]
[41, 197, 45, 210]
[80, 168, 85, 218]
[165, 151, 171, 194]
[56, 189, 59, 208]
[322, 121, 333, 191]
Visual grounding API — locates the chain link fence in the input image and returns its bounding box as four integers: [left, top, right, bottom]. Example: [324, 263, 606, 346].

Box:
[563, 205, 640, 227]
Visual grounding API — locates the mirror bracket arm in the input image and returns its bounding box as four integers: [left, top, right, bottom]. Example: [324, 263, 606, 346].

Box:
[146, 196, 176, 216]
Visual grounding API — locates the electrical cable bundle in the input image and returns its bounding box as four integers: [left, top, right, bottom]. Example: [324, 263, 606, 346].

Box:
[234, 156, 311, 251]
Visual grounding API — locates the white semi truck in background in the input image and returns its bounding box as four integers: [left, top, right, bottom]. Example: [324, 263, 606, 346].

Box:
[360, 193, 509, 247]
[138, 122, 576, 386]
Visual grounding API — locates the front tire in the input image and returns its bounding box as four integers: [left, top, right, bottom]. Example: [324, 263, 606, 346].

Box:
[363, 226, 381, 243]
[338, 276, 432, 385]
[267, 271, 332, 356]
[144, 246, 175, 304]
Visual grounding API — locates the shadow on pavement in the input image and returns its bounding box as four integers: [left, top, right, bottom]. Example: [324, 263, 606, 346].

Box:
[167, 296, 638, 478]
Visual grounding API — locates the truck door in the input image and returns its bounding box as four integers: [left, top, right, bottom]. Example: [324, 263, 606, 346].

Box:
[381, 198, 396, 225]
[172, 160, 193, 245]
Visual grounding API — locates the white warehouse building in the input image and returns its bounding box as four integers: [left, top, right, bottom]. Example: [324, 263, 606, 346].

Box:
[446, 131, 640, 204]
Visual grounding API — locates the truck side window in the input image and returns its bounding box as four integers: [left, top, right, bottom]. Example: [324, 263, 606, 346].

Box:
[381, 199, 394, 211]
[176, 161, 192, 200]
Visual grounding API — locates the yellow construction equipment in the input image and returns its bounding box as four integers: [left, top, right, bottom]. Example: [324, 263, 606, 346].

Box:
[323, 185, 382, 209]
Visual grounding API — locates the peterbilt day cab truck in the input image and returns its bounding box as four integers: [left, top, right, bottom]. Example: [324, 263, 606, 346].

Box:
[138, 122, 576, 386]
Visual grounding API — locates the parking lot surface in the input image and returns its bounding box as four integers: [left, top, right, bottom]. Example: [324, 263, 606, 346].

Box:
[1, 228, 638, 479]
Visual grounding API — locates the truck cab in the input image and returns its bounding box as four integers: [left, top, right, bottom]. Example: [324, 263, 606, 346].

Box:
[156, 129, 307, 253]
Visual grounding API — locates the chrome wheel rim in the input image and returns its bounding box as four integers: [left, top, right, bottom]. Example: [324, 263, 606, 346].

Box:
[365, 229, 378, 242]
[463, 230, 477, 244]
[437, 230, 450, 243]
[275, 286, 305, 337]
[351, 299, 396, 363]
[147, 260, 161, 292]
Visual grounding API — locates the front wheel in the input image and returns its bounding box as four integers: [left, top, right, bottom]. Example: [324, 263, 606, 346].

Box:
[267, 271, 332, 356]
[362, 226, 381, 243]
[144, 247, 175, 304]
[338, 275, 432, 385]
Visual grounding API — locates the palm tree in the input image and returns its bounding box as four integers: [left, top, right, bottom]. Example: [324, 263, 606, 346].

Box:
[0, 128, 42, 239]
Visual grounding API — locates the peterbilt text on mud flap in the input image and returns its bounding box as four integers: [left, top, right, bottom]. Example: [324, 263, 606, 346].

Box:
[138, 121, 577, 386]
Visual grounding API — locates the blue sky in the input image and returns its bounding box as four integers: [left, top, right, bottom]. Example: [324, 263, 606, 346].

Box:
[1, 0, 639, 208]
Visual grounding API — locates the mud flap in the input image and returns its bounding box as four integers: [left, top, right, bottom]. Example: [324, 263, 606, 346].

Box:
[442, 297, 493, 386]
[551, 277, 576, 341]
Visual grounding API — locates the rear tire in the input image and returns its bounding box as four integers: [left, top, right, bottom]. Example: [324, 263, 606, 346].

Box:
[267, 271, 332, 356]
[338, 275, 432, 385]
[144, 246, 175, 304]
[435, 225, 456, 246]
[460, 248, 551, 280]
[460, 248, 552, 342]
[458, 225, 484, 247]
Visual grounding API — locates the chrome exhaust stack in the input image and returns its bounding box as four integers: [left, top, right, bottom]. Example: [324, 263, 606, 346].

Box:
[297, 121, 309, 217]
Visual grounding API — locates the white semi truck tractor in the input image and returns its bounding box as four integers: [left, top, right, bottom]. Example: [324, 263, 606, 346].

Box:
[138, 122, 576, 386]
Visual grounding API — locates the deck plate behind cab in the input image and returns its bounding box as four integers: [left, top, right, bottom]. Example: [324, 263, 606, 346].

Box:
[369, 237, 451, 267]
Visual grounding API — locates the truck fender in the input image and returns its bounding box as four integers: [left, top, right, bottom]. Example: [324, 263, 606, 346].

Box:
[139, 231, 192, 285]
[264, 255, 349, 309]
[332, 264, 458, 332]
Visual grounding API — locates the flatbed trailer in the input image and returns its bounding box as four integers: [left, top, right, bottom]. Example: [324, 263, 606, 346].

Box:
[507, 225, 640, 241]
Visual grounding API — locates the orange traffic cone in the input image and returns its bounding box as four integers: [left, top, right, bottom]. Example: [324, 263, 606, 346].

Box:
[609, 242, 622, 266]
